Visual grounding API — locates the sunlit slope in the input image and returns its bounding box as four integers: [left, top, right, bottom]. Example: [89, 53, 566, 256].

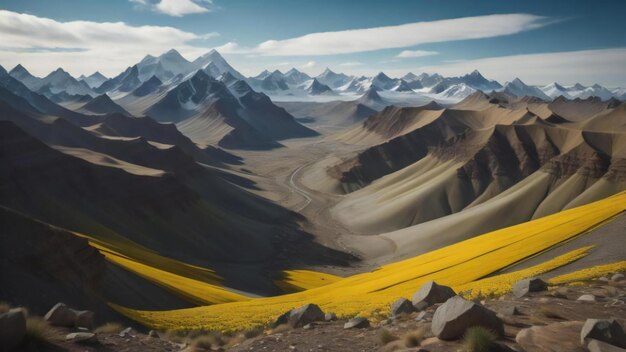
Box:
[112, 191, 626, 332]
[274, 270, 342, 293]
[72, 229, 339, 305]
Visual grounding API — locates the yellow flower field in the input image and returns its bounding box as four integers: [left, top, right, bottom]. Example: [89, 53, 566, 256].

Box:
[110, 191, 626, 332]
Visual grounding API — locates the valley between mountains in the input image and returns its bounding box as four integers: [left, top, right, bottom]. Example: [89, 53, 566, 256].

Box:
[1, 49, 625, 351]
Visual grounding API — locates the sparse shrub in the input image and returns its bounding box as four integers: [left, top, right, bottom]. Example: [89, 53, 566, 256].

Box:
[190, 332, 225, 350]
[463, 326, 498, 352]
[402, 327, 426, 347]
[25, 316, 56, 344]
[243, 327, 263, 339]
[537, 307, 564, 320]
[94, 322, 124, 334]
[382, 340, 405, 352]
[549, 286, 569, 298]
[377, 328, 399, 345]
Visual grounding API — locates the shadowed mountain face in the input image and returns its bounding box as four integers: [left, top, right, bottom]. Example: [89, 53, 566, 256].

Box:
[145, 70, 317, 149]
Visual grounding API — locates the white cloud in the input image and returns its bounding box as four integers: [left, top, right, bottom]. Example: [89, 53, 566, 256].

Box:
[300, 61, 316, 68]
[220, 14, 553, 56]
[386, 48, 626, 87]
[154, 0, 211, 17]
[339, 62, 364, 67]
[0, 10, 216, 76]
[396, 50, 438, 58]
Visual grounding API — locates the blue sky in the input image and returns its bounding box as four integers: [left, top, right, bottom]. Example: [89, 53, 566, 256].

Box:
[1, 0, 625, 86]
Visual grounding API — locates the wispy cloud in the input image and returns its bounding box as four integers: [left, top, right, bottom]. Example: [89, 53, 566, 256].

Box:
[396, 50, 438, 58]
[339, 61, 364, 67]
[219, 14, 554, 56]
[393, 48, 626, 86]
[0, 10, 215, 76]
[130, 0, 213, 17]
[300, 61, 316, 68]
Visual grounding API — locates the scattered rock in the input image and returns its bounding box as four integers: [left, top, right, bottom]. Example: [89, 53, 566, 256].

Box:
[119, 327, 135, 338]
[512, 277, 548, 298]
[415, 311, 427, 321]
[272, 310, 291, 327]
[66, 332, 98, 345]
[390, 298, 415, 316]
[516, 321, 586, 352]
[431, 296, 503, 340]
[343, 317, 370, 329]
[0, 308, 27, 351]
[500, 306, 521, 316]
[149, 330, 159, 338]
[588, 339, 626, 352]
[411, 281, 456, 310]
[324, 312, 337, 322]
[74, 310, 94, 329]
[599, 277, 611, 283]
[578, 294, 596, 302]
[303, 323, 316, 330]
[288, 304, 325, 328]
[581, 319, 626, 348]
[612, 274, 625, 282]
[44, 302, 76, 327]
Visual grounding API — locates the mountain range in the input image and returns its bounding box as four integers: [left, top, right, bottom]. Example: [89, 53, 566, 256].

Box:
[1, 48, 625, 340]
[6, 49, 625, 105]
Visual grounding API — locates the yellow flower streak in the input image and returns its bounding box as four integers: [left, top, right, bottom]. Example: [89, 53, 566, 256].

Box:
[110, 191, 625, 332]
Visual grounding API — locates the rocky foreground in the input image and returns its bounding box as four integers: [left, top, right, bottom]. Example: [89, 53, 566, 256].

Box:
[1, 274, 625, 352]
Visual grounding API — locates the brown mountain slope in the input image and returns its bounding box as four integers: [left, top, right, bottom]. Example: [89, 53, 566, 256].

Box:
[0, 121, 353, 297]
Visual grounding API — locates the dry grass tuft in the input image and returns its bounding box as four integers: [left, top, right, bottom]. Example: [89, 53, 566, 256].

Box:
[269, 323, 292, 334]
[377, 328, 399, 345]
[463, 326, 498, 352]
[94, 322, 125, 334]
[25, 316, 57, 344]
[402, 327, 427, 347]
[190, 333, 225, 351]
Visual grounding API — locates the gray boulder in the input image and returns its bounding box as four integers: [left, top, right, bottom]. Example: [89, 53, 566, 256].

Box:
[431, 296, 504, 340]
[271, 310, 291, 327]
[611, 273, 625, 282]
[288, 304, 325, 328]
[581, 319, 626, 348]
[119, 327, 135, 338]
[390, 298, 415, 316]
[500, 306, 521, 316]
[578, 294, 596, 302]
[512, 277, 548, 298]
[74, 310, 94, 329]
[324, 312, 337, 322]
[0, 308, 27, 351]
[44, 303, 76, 327]
[411, 281, 455, 310]
[66, 332, 98, 344]
[149, 330, 160, 338]
[588, 339, 626, 352]
[415, 311, 427, 321]
[517, 321, 586, 352]
[343, 317, 370, 329]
